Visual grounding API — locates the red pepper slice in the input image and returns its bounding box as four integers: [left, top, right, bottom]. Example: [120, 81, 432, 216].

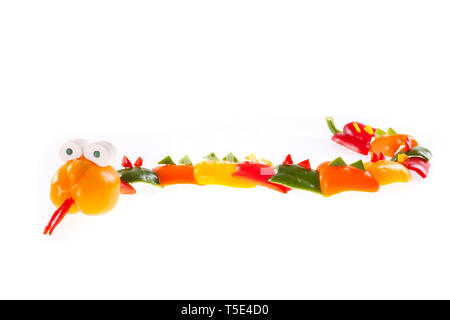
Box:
[43, 198, 75, 235]
[283, 154, 293, 165]
[371, 152, 385, 162]
[297, 159, 311, 170]
[371, 152, 379, 162]
[402, 157, 430, 178]
[232, 163, 291, 193]
[326, 117, 375, 155]
[120, 179, 137, 194]
[404, 137, 412, 152]
[134, 157, 143, 168]
[122, 156, 133, 168]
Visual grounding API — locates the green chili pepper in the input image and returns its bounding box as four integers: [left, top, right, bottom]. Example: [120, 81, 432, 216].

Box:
[269, 164, 322, 194]
[223, 152, 239, 163]
[350, 160, 365, 171]
[329, 157, 346, 167]
[387, 127, 397, 136]
[203, 152, 220, 161]
[375, 128, 386, 138]
[179, 155, 193, 166]
[158, 156, 176, 165]
[391, 146, 432, 162]
[118, 167, 160, 186]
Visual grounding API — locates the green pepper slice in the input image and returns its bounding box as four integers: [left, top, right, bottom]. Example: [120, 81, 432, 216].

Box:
[269, 164, 322, 194]
[118, 167, 160, 186]
[391, 146, 432, 162]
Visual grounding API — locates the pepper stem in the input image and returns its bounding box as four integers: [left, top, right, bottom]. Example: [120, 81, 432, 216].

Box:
[325, 117, 342, 134]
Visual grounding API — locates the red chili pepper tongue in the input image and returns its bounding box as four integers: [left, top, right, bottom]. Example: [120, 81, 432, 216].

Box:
[43, 198, 75, 235]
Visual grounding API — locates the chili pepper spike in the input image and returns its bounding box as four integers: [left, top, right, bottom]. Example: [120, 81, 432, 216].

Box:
[44, 198, 74, 235]
[371, 152, 379, 162]
[329, 157, 347, 167]
[122, 156, 133, 168]
[179, 155, 193, 166]
[223, 152, 239, 163]
[134, 157, 143, 167]
[387, 127, 397, 136]
[283, 154, 293, 165]
[297, 159, 311, 170]
[158, 155, 176, 165]
[203, 152, 220, 161]
[375, 128, 386, 138]
[379, 152, 385, 160]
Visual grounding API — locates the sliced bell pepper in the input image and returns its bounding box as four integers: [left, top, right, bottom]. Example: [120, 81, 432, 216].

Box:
[316, 158, 379, 196]
[232, 163, 291, 193]
[268, 163, 322, 194]
[391, 146, 432, 162]
[326, 117, 375, 155]
[120, 179, 136, 194]
[152, 155, 200, 186]
[402, 157, 430, 178]
[153, 165, 199, 186]
[363, 160, 412, 185]
[370, 134, 418, 157]
[117, 167, 160, 186]
[193, 158, 256, 188]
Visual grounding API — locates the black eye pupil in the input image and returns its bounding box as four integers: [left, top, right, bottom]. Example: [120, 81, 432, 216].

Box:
[93, 151, 100, 158]
[66, 148, 73, 155]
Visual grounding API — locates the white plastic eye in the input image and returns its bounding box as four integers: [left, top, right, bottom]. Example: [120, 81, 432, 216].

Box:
[83, 141, 117, 167]
[59, 139, 88, 162]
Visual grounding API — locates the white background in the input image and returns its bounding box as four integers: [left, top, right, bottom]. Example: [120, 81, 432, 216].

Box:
[1, 1, 449, 299]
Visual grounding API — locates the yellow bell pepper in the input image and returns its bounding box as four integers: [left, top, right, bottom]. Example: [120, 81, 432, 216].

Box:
[364, 160, 412, 185]
[193, 160, 256, 188]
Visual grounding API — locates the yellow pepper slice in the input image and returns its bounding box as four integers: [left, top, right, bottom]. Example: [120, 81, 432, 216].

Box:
[397, 153, 409, 163]
[194, 161, 256, 188]
[364, 160, 412, 185]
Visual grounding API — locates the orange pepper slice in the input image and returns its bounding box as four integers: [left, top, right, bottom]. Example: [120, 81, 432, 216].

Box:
[316, 161, 380, 197]
[152, 165, 200, 186]
[364, 160, 412, 185]
[369, 134, 418, 157]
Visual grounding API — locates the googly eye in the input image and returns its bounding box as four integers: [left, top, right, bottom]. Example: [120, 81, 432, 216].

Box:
[83, 141, 117, 167]
[59, 139, 88, 162]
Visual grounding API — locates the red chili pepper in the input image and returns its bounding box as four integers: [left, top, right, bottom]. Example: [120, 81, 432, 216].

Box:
[326, 117, 375, 155]
[404, 137, 412, 152]
[283, 154, 293, 165]
[232, 163, 291, 193]
[43, 198, 75, 235]
[297, 159, 311, 170]
[122, 156, 133, 168]
[402, 157, 430, 178]
[371, 151, 385, 162]
[134, 157, 143, 168]
[120, 179, 137, 194]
